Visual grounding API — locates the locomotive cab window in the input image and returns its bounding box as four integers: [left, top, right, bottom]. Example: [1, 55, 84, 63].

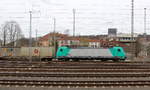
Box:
[60, 49, 63, 52]
[118, 49, 121, 52]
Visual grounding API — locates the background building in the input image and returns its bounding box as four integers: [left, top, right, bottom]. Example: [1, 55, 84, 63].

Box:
[38, 33, 68, 47]
[108, 28, 117, 38]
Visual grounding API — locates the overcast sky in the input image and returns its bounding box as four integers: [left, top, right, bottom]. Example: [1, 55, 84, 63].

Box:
[0, 0, 150, 37]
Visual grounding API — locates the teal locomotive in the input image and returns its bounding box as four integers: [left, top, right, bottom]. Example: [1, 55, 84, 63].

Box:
[56, 46, 126, 61]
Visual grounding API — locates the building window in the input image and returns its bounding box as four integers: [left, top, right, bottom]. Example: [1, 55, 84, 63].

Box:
[61, 41, 63, 44]
[70, 40, 73, 44]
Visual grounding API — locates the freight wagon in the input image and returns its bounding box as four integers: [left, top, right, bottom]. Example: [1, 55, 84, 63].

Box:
[20, 47, 55, 60]
[0, 47, 21, 57]
[0, 47, 55, 60]
[56, 46, 126, 61]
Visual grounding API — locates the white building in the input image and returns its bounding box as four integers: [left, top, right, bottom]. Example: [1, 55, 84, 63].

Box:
[57, 38, 80, 47]
[88, 41, 101, 48]
[117, 33, 139, 42]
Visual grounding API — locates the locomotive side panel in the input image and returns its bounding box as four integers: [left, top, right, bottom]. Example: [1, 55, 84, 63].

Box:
[68, 49, 113, 57]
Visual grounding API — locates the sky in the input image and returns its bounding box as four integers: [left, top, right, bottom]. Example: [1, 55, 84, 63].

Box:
[0, 0, 150, 37]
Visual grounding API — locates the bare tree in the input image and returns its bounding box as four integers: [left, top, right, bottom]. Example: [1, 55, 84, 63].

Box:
[147, 44, 150, 57]
[0, 21, 24, 47]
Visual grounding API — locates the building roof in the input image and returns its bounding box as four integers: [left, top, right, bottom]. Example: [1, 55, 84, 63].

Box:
[58, 37, 102, 43]
[39, 32, 68, 41]
[57, 37, 80, 41]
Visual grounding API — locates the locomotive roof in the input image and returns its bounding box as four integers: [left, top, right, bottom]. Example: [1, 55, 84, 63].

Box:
[61, 46, 119, 49]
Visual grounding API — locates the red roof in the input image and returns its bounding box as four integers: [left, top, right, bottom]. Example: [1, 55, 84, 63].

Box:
[57, 37, 80, 41]
[39, 33, 68, 41]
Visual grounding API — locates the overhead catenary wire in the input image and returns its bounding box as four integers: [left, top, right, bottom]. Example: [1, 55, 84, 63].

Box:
[0, 2, 150, 37]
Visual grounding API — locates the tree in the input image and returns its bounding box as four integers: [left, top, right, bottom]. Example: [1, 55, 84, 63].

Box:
[0, 21, 24, 47]
[147, 44, 150, 57]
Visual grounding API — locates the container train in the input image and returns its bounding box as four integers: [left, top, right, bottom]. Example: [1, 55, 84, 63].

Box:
[0, 46, 126, 61]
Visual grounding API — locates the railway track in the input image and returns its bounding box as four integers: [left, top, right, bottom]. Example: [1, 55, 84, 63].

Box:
[0, 63, 150, 66]
[0, 61, 149, 67]
[0, 59, 150, 64]
[0, 73, 150, 78]
[1, 66, 150, 70]
[0, 80, 150, 87]
[0, 60, 150, 69]
[0, 60, 149, 66]
[0, 59, 150, 88]
[0, 68, 150, 72]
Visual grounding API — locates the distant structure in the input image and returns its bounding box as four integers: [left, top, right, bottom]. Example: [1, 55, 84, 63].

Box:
[117, 33, 138, 42]
[108, 28, 117, 38]
[64, 29, 70, 35]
